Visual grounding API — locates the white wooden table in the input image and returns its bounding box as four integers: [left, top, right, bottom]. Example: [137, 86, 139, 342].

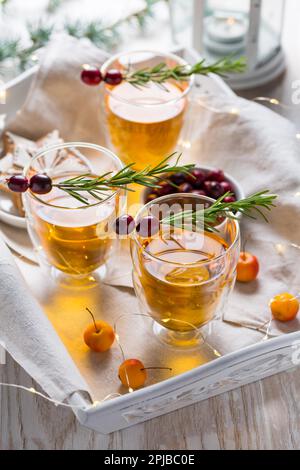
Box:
[1, 0, 300, 450]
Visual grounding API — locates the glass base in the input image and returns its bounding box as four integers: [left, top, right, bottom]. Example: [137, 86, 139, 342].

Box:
[49, 264, 107, 290]
[153, 321, 221, 357]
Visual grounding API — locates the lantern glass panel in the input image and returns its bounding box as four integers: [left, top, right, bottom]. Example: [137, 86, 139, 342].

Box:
[257, 0, 284, 65]
[170, 0, 194, 48]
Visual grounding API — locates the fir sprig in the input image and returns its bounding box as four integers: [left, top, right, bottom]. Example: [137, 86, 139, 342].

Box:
[162, 191, 277, 232]
[0, 38, 19, 62]
[53, 153, 195, 205]
[0, 0, 163, 72]
[125, 56, 246, 88]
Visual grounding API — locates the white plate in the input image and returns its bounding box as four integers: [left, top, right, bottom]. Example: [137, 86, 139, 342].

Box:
[0, 192, 27, 228]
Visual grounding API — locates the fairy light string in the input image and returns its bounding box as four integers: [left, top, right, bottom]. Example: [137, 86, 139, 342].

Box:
[1, 77, 298, 409]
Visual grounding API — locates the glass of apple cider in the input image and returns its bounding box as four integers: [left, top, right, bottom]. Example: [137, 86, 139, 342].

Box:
[23, 142, 124, 285]
[131, 194, 240, 348]
[101, 50, 193, 170]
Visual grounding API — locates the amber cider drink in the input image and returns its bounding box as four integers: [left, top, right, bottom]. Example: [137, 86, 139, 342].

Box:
[31, 177, 118, 276]
[105, 81, 186, 169]
[135, 227, 230, 332]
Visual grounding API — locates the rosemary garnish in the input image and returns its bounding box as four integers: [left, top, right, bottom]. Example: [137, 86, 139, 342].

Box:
[162, 191, 278, 232]
[124, 56, 246, 88]
[53, 153, 195, 205]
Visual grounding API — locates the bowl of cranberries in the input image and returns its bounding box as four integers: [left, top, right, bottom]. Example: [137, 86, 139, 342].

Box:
[143, 166, 244, 207]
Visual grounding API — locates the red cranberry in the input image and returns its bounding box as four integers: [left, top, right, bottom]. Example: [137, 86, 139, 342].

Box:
[220, 181, 233, 194]
[113, 214, 135, 235]
[154, 181, 174, 197]
[187, 168, 206, 188]
[29, 174, 52, 195]
[206, 169, 225, 182]
[178, 182, 193, 193]
[136, 215, 160, 238]
[7, 175, 29, 193]
[191, 189, 207, 197]
[216, 215, 225, 225]
[223, 196, 236, 203]
[145, 193, 157, 203]
[104, 69, 123, 86]
[203, 181, 224, 199]
[169, 172, 187, 186]
[81, 66, 102, 85]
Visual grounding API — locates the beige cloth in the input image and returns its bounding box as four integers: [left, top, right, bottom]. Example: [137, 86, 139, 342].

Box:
[1, 35, 300, 401]
[6, 34, 109, 145]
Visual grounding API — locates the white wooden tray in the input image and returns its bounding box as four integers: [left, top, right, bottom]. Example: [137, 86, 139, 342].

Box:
[1, 48, 299, 435]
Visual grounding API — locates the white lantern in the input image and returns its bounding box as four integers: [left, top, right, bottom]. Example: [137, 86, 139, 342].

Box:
[170, 0, 286, 90]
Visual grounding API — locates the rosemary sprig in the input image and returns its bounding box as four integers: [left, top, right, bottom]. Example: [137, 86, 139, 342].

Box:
[53, 153, 195, 205]
[162, 191, 277, 232]
[125, 56, 246, 88]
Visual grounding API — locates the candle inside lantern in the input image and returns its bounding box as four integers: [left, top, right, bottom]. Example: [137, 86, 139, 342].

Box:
[204, 13, 248, 55]
[206, 14, 248, 44]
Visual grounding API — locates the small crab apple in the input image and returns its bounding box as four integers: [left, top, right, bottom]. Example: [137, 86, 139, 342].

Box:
[83, 308, 115, 352]
[118, 359, 147, 389]
[236, 252, 259, 283]
[270, 293, 299, 322]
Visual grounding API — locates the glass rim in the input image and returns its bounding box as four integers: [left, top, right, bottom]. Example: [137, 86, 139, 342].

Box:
[131, 193, 240, 267]
[101, 49, 195, 107]
[23, 142, 124, 210]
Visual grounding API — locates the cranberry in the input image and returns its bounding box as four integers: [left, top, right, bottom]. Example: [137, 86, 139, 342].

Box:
[154, 181, 174, 197]
[113, 214, 135, 235]
[203, 181, 224, 199]
[191, 189, 207, 197]
[220, 181, 233, 194]
[104, 69, 123, 86]
[81, 66, 102, 85]
[136, 215, 160, 238]
[178, 182, 193, 193]
[169, 172, 187, 186]
[7, 175, 29, 193]
[223, 196, 236, 203]
[216, 215, 225, 225]
[145, 193, 157, 203]
[206, 169, 225, 182]
[187, 168, 206, 188]
[29, 174, 52, 195]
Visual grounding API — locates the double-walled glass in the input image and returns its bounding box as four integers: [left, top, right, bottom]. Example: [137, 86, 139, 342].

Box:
[131, 194, 240, 348]
[102, 50, 194, 170]
[23, 142, 124, 285]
